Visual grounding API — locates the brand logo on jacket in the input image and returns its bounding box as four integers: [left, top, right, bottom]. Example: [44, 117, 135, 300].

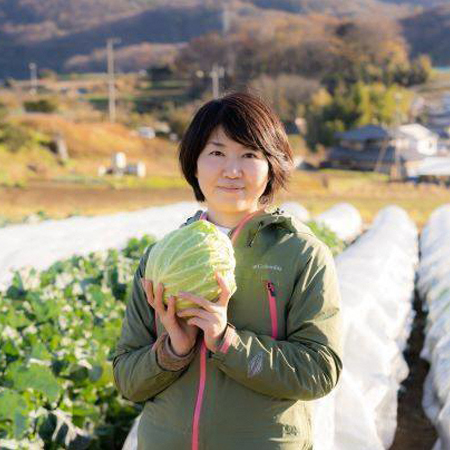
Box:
[253, 264, 282, 272]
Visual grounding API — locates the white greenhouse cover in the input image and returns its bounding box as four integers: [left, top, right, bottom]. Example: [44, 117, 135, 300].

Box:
[313, 205, 418, 450]
[313, 202, 363, 243]
[417, 204, 450, 450]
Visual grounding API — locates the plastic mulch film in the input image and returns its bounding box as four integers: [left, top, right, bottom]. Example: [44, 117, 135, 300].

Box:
[313, 202, 363, 243]
[418, 204, 450, 450]
[313, 205, 418, 450]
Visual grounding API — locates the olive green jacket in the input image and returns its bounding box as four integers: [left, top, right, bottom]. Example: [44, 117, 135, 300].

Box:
[112, 206, 343, 450]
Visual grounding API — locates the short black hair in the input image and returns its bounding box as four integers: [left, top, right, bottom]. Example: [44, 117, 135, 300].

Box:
[178, 91, 294, 204]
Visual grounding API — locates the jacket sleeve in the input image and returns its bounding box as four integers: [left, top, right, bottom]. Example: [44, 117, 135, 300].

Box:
[210, 239, 343, 401]
[112, 244, 191, 403]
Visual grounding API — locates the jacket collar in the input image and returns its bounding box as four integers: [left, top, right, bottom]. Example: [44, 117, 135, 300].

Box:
[182, 205, 310, 247]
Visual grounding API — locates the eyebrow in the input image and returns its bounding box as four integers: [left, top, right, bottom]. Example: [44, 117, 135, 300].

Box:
[209, 141, 259, 151]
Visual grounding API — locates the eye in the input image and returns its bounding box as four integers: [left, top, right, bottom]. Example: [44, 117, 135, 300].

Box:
[209, 150, 224, 156]
[243, 152, 258, 158]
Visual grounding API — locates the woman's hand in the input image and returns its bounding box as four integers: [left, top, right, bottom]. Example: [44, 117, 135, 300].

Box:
[176, 272, 232, 353]
[141, 278, 199, 356]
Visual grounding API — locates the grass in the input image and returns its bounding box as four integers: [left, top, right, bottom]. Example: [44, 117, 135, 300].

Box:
[51, 174, 188, 189]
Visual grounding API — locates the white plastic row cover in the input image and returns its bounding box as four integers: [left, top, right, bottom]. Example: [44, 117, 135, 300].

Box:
[418, 204, 450, 450]
[313, 205, 418, 450]
[0, 202, 201, 291]
[280, 201, 363, 243]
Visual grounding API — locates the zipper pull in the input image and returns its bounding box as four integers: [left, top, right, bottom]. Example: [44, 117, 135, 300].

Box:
[267, 281, 275, 296]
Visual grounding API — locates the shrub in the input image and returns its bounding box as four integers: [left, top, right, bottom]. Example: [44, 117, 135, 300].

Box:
[23, 99, 58, 114]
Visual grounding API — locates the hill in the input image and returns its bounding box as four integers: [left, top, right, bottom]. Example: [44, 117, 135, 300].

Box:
[243, 0, 412, 16]
[1, 0, 449, 79]
[402, 5, 450, 65]
[0, 0, 415, 79]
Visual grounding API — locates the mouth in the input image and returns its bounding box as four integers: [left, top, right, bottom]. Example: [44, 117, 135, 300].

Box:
[218, 186, 244, 192]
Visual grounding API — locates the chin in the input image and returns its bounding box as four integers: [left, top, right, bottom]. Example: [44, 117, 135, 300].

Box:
[217, 202, 252, 212]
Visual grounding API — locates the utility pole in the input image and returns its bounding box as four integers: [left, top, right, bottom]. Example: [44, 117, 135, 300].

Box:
[393, 92, 403, 180]
[222, 3, 231, 36]
[106, 38, 121, 123]
[210, 64, 225, 99]
[222, 1, 235, 80]
[29, 62, 38, 95]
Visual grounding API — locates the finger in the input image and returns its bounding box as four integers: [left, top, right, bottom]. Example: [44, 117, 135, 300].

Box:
[167, 295, 177, 317]
[177, 291, 215, 312]
[215, 272, 231, 306]
[177, 308, 212, 320]
[154, 282, 167, 315]
[141, 278, 155, 308]
[187, 317, 209, 330]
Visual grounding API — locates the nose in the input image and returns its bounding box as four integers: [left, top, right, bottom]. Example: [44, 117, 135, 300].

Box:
[223, 158, 242, 178]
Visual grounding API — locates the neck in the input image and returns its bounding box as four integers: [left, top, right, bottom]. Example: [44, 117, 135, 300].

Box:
[204, 207, 265, 229]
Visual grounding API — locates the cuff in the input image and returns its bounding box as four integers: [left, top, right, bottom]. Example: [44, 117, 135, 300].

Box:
[213, 323, 237, 357]
[165, 336, 196, 359]
[152, 332, 198, 372]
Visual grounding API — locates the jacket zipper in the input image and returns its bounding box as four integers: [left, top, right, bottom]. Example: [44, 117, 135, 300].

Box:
[190, 210, 260, 450]
[190, 211, 209, 450]
[265, 281, 278, 340]
[191, 341, 207, 450]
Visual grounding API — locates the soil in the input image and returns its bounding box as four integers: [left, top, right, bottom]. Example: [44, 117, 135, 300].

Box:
[390, 287, 438, 450]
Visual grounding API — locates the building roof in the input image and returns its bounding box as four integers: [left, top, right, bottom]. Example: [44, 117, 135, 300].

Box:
[328, 145, 425, 164]
[336, 125, 392, 142]
[397, 124, 438, 141]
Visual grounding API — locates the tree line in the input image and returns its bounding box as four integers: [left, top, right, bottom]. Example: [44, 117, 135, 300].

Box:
[164, 14, 431, 150]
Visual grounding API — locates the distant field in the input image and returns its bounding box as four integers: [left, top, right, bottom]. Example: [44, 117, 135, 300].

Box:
[1, 169, 449, 230]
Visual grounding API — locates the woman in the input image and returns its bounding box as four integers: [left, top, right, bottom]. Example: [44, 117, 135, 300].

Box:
[112, 92, 343, 450]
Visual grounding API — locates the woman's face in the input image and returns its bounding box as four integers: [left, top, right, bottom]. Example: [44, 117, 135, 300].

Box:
[196, 125, 270, 216]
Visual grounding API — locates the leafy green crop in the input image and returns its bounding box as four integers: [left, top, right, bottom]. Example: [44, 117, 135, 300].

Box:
[145, 221, 237, 311]
[306, 220, 346, 256]
[0, 235, 155, 449]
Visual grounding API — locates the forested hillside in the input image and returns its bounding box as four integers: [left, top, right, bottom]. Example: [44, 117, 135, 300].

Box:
[244, 0, 411, 16]
[402, 5, 450, 65]
[0, 0, 446, 78]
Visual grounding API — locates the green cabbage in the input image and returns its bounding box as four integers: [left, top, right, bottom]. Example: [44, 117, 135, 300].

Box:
[145, 220, 237, 311]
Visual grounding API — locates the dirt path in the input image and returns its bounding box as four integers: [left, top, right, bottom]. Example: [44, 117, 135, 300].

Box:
[390, 287, 438, 450]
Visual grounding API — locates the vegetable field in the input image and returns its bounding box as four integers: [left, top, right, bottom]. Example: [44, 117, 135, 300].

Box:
[0, 236, 155, 449]
[0, 201, 442, 449]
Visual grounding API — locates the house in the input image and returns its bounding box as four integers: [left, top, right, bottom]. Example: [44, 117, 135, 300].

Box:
[396, 124, 438, 156]
[326, 124, 438, 178]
